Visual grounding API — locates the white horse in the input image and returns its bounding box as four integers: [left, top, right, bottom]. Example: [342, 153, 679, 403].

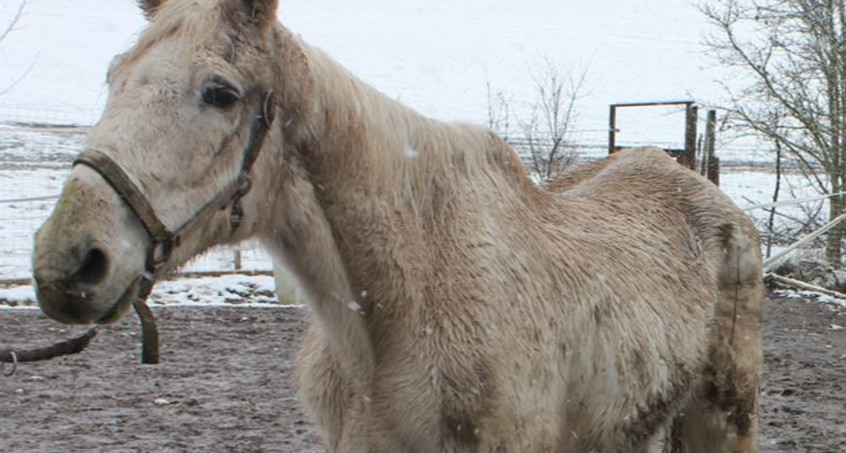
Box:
[33, 0, 763, 451]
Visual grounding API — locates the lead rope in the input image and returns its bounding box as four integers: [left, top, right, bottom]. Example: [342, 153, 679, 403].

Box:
[1, 326, 99, 376]
[0, 284, 156, 375]
[133, 278, 159, 364]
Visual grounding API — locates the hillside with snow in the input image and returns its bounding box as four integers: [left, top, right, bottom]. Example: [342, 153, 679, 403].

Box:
[0, 0, 728, 148]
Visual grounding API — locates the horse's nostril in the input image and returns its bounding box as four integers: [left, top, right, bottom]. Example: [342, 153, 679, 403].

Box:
[74, 247, 109, 286]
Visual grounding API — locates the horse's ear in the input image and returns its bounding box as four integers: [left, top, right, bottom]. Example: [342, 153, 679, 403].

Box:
[138, 0, 167, 20]
[240, 0, 279, 28]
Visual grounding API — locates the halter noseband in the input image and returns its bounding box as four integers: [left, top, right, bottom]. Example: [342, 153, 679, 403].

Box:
[73, 91, 277, 278]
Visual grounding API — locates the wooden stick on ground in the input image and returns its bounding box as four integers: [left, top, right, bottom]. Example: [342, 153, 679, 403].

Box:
[765, 273, 846, 300]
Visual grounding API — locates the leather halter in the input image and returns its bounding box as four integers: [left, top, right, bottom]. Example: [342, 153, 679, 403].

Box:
[73, 91, 277, 277]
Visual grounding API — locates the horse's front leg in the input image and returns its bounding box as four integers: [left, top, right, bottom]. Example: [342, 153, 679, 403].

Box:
[297, 325, 349, 450]
[298, 325, 400, 453]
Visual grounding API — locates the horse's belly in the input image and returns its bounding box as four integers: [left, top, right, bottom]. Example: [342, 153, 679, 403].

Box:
[559, 300, 712, 449]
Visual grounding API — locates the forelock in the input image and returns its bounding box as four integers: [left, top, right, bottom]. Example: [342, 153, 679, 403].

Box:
[144, 0, 230, 48]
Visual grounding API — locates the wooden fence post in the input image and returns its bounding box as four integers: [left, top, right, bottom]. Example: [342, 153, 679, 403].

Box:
[704, 109, 719, 186]
[682, 103, 698, 170]
[608, 105, 617, 154]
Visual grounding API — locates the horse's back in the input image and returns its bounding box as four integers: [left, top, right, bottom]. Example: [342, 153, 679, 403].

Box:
[546, 146, 756, 267]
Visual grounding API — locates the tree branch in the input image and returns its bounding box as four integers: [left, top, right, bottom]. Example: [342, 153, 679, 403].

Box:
[0, 0, 26, 44]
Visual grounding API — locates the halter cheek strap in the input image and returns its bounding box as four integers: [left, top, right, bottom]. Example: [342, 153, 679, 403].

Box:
[73, 91, 278, 277]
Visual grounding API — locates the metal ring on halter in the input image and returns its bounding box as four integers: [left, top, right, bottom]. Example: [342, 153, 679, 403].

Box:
[2, 351, 17, 377]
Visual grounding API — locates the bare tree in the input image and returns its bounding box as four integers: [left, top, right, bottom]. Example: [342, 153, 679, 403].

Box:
[486, 81, 512, 141]
[765, 138, 784, 257]
[487, 59, 587, 182]
[0, 0, 33, 97]
[703, 0, 846, 266]
[520, 60, 587, 181]
[0, 1, 25, 43]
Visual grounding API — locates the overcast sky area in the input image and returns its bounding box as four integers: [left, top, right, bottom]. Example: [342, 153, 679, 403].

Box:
[0, 0, 733, 149]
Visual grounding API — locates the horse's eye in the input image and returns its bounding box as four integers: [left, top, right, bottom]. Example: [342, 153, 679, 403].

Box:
[202, 85, 240, 109]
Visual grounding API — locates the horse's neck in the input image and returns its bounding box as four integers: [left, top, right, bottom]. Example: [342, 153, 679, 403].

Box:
[296, 43, 532, 215]
[278, 40, 534, 274]
[301, 46, 432, 192]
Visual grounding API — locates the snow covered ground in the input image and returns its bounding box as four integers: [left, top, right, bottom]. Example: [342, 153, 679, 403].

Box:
[0, 0, 833, 307]
[0, 274, 281, 308]
[1, 0, 741, 147]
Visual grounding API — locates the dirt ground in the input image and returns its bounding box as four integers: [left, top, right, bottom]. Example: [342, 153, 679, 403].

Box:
[1, 293, 844, 452]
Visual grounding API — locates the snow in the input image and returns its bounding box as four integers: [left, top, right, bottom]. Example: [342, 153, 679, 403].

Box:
[0, 0, 840, 307]
[404, 148, 420, 160]
[1, 0, 726, 146]
[147, 275, 282, 307]
[347, 301, 363, 314]
[772, 290, 846, 309]
[723, 170, 821, 225]
[0, 284, 36, 307]
[0, 1, 145, 125]
[0, 274, 292, 309]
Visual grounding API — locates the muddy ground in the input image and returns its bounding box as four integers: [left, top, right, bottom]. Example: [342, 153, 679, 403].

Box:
[1, 294, 844, 452]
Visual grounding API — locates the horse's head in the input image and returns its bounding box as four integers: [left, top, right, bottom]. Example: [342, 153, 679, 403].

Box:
[33, 0, 291, 324]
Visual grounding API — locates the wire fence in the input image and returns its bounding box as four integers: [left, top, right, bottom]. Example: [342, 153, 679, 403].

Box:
[0, 104, 102, 127]
[0, 201, 272, 285]
[0, 194, 273, 284]
[0, 121, 274, 284]
[0, 116, 828, 288]
[0, 199, 52, 283]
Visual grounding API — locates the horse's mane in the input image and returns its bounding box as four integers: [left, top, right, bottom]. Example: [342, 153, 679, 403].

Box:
[296, 40, 537, 214]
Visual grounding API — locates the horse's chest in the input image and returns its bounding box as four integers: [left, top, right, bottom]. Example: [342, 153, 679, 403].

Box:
[370, 310, 498, 448]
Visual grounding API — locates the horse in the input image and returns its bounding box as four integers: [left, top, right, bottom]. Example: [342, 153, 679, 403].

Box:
[32, 0, 763, 451]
